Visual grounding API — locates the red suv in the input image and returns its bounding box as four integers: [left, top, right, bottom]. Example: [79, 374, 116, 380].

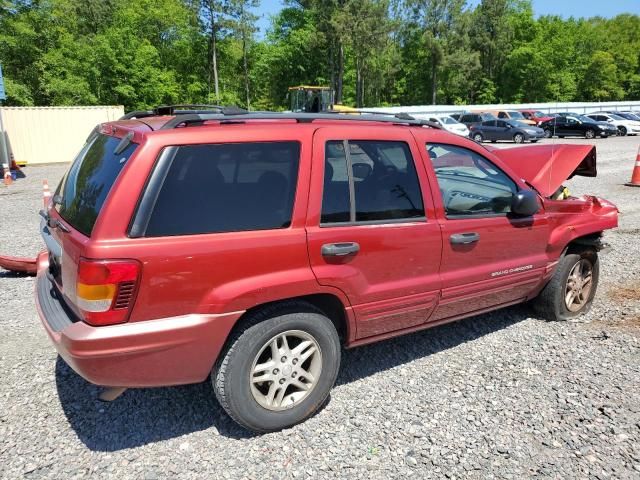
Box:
[36, 109, 618, 432]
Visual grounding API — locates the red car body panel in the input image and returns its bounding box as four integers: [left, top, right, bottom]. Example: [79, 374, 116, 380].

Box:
[520, 109, 555, 125]
[492, 144, 597, 197]
[36, 118, 617, 388]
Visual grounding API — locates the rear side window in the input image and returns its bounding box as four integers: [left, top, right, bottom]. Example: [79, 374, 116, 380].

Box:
[144, 142, 300, 237]
[321, 140, 424, 224]
[55, 133, 137, 236]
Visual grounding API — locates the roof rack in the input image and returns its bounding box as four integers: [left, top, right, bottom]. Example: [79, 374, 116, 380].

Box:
[120, 104, 248, 120]
[159, 111, 442, 130]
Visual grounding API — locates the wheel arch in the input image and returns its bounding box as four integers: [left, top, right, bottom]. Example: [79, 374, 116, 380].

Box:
[222, 293, 353, 353]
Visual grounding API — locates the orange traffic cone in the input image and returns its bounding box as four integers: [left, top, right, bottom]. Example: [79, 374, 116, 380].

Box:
[43, 179, 51, 207]
[626, 146, 640, 187]
[3, 167, 11, 186]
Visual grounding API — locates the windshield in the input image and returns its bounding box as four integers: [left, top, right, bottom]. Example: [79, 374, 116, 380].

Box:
[440, 116, 457, 124]
[507, 111, 525, 119]
[507, 120, 529, 128]
[574, 115, 592, 123]
[55, 133, 137, 236]
[608, 114, 625, 120]
[480, 112, 496, 120]
[534, 111, 546, 117]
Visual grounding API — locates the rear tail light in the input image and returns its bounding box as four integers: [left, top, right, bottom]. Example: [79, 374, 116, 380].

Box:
[76, 258, 141, 326]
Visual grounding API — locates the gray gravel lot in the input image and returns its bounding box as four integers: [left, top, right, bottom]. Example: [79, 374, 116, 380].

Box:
[1, 135, 639, 479]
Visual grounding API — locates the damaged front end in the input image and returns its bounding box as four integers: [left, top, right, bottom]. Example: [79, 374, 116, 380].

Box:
[491, 143, 618, 257]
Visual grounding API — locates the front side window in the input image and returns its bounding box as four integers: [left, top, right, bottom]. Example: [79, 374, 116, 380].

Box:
[321, 140, 424, 225]
[427, 143, 518, 217]
[145, 142, 300, 236]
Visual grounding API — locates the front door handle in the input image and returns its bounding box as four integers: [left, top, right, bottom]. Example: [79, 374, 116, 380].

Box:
[321, 242, 360, 257]
[450, 232, 480, 245]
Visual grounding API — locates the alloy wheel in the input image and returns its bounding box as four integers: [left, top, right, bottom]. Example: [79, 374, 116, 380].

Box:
[564, 259, 593, 313]
[249, 330, 322, 411]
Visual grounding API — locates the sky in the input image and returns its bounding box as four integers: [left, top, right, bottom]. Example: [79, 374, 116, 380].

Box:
[254, 0, 640, 37]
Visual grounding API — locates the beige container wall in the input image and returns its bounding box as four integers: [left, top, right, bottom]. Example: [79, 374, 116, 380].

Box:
[0, 106, 124, 165]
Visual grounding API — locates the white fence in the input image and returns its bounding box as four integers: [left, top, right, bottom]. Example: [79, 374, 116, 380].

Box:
[0, 106, 124, 165]
[363, 101, 640, 116]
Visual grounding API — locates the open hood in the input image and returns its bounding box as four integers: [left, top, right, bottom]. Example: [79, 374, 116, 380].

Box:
[490, 144, 597, 197]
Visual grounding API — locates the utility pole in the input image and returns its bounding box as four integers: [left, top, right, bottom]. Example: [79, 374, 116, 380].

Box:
[0, 64, 11, 185]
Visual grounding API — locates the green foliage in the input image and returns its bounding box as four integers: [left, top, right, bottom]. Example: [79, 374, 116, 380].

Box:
[0, 0, 639, 110]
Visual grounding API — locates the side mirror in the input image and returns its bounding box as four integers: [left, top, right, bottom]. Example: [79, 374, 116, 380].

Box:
[511, 190, 539, 216]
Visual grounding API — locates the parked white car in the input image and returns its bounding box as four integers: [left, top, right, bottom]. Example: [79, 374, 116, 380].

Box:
[420, 114, 470, 137]
[586, 112, 640, 136]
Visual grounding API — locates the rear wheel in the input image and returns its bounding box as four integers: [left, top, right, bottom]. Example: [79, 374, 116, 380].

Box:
[618, 126, 627, 136]
[532, 251, 599, 321]
[472, 133, 484, 143]
[213, 302, 341, 432]
[513, 133, 525, 144]
[544, 128, 553, 138]
[530, 139, 539, 143]
[585, 129, 595, 139]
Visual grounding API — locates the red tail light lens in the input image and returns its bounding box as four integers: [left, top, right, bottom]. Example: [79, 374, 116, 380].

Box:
[76, 258, 141, 326]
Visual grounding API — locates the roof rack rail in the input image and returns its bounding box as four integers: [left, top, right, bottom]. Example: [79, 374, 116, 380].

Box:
[159, 111, 442, 130]
[120, 104, 248, 120]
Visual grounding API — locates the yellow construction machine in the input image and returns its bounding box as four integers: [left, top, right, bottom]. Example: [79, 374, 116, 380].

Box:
[287, 86, 359, 114]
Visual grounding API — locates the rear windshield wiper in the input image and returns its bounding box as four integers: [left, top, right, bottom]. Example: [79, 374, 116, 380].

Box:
[39, 209, 70, 233]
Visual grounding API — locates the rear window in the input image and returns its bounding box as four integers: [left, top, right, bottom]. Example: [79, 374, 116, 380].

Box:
[55, 133, 137, 236]
[144, 142, 300, 237]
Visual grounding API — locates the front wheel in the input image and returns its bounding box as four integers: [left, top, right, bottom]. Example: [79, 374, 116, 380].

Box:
[513, 133, 525, 143]
[585, 129, 595, 139]
[544, 129, 553, 138]
[531, 251, 599, 321]
[472, 133, 484, 143]
[618, 126, 627, 136]
[213, 302, 341, 432]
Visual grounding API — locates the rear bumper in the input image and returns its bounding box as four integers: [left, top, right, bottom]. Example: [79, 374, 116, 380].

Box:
[35, 255, 243, 387]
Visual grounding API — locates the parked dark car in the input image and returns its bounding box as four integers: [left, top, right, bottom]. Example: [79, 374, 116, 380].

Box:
[469, 119, 545, 143]
[458, 112, 496, 128]
[539, 115, 616, 139]
[620, 111, 640, 121]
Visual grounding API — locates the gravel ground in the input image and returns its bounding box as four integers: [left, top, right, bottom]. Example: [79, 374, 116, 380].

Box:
[1, 135, 639, 479]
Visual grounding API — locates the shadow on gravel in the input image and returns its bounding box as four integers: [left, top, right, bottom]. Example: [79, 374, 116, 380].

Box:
[336, 304, 531, 386]
[56, 304, 530, 451]
[55, 358, 255, 451]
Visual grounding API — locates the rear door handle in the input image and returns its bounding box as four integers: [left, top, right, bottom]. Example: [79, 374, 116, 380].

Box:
[450, 232, 480, 245]
[321, 242, 360, 257]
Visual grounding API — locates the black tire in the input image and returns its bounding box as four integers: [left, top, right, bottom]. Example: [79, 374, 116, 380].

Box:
[472, 133, 484, 143]
[213, 301, 341, 432]
[558, 135, 565, 138]
[530, 139, 539, 143]
[513, 133, 525, 144]
[585, 129, 595, 139]
[531, 250, 600, 321]
[618, 126, 627, 136]
[544, 128, 553, 138]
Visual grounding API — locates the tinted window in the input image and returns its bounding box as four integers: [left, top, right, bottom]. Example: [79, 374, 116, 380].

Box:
[426, 144, 518, 217]
[55, 133, 137, 236]
[145, 142, 300, 236]
[321, 141, 424, 224]
[322, 141, 351, 223]
[498, 112, 508, 118]
[496, 120, 507, 128]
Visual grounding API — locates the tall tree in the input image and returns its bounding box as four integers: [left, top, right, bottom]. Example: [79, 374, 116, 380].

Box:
[230, 0, 259, 108]
[333, 0, 392, 107]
